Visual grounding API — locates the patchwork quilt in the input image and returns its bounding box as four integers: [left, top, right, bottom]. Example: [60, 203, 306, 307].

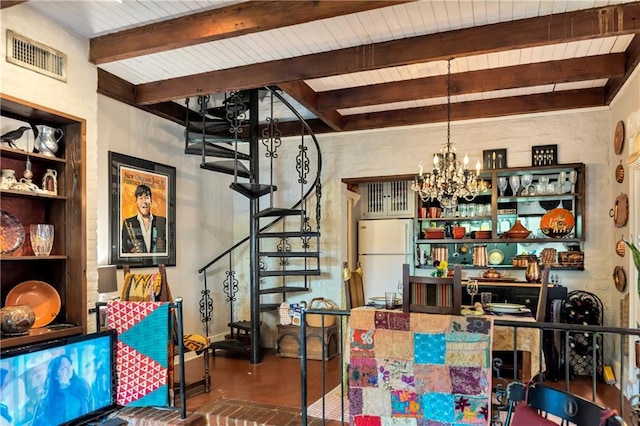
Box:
[107, 301, 171, 407]
[349, 308, 493, 425]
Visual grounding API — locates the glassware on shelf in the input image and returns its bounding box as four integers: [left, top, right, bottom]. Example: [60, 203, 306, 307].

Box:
[509, 175, 520, 196]
[569, 170, 577, 194]
[467, 280, 479, 305]
[497, 177, 508, 196]
[30, 224, 54, 256]
[521, 174, 533, 195]
[557, 172, 567, 194]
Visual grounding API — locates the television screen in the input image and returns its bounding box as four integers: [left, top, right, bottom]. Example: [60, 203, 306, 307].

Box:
[0, 330, 119, 426]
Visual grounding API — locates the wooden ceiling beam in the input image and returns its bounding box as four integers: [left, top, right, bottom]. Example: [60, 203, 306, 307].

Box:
[97, 69, 194, 126]
[0, 1, 27, 8]
[341, 89, 605, 132]
[278, 81, 343, 131]
[318, 54, 625, 111]
[134, 3, 640, 105]
[90, 1, 410, 64]
[605, 35, 640, 104]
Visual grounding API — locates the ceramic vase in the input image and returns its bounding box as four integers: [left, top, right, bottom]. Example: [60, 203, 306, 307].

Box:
[0, 305, 35, 336]
[42, 169, 58, 195]
[1, 169, 17, 189]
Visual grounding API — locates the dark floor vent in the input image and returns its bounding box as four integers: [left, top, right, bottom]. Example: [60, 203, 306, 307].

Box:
[6, 30, 67, 82]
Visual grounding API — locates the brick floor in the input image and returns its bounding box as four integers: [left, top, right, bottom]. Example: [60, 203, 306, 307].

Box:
[196, 399, 345, 426]
[108, 406, 206, 426]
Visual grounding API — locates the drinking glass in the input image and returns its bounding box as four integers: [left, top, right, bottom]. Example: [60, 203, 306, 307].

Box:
[557, 172, 566, 194]
[497, 177, 508, 196]
[30, 224, 54, 256]
[569, 170, 577, 194]
[509, 175, 520, 196]
[467, 280, 479, 305]
[481, 292, 492, 307]
[521, 174, 533, 195]
[385, 292, 397, 309]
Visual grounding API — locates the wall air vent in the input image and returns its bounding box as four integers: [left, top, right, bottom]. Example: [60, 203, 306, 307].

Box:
[6, 30, 67, 82]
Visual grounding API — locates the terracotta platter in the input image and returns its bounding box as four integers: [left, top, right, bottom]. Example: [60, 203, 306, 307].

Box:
[5, 280, 61, 328]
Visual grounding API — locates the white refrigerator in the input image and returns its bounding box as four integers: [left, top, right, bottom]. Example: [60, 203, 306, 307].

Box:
[357, 218, 414, 298]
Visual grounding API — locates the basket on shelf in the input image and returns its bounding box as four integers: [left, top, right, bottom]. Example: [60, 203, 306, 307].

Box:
[306, 297, 338, 328]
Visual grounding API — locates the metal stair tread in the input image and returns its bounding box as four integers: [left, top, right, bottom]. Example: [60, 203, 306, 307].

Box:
[260, 303, 280, 312]
[257, 231, 320, 238]
[228, 320, 252, 331]
[186, 134, 250, 145]
[258, 251, 319, 258]
[202, 160, 251, 178]
[260, 269, 321, 277]
[209, 339, 250, 354]
[185, 120, 232, 134]
[185, 142, 251, 160]
[259, 286, 309, 294]
[255, 207, 304, 217]
[230, 182, 276, 198]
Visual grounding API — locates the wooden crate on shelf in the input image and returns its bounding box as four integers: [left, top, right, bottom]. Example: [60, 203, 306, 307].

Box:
[558, 251, 584, 268]
[276, 324, 338, 361]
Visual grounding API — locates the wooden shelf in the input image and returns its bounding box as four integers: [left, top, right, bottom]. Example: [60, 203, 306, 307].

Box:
[0, 188, 66, 200]
[1, 94, 86, 348]
[0, 255, 68, 261]
[0, 325, 83, 350]
[0, 146, 66, 163]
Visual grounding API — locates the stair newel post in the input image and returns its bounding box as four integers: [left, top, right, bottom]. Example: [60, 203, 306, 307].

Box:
[248, 88, 262, 364]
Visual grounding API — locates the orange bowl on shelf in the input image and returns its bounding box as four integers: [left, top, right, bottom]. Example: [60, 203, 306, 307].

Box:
[5, 280, 61, 328]
[540, 208, 575, 238]
[423, 229, 445, 239]
[452, 226, 466, 239]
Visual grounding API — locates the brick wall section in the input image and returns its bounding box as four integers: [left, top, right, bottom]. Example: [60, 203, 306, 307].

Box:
[196, 399, 344, 425]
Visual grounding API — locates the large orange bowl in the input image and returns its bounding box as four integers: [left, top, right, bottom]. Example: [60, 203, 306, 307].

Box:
[540, 208, 575, 238]
[5, 280, 61, 328]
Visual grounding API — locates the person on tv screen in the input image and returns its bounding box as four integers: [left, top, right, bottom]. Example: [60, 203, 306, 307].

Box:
[121, 184, 167, 254]
[32, 355, 93, 425]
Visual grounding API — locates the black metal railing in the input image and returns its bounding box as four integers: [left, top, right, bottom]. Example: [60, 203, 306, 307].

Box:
[299, 309, 640, 425]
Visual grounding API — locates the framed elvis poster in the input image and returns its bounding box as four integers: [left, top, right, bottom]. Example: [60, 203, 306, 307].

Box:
[109, 151, 176, 267]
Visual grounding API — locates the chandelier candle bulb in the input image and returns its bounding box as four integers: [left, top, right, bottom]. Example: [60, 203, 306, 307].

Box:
[463, 154, 469, 168]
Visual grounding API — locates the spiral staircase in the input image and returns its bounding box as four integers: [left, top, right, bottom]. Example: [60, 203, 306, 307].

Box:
[184, 88, 322, 364]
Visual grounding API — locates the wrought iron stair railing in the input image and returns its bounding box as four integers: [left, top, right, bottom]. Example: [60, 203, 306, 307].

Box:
[185, 87, 323, 363]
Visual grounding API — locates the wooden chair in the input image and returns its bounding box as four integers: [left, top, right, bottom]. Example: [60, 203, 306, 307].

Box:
[344, 262, 365, 309]
[535, 265, 550, 322]
[121, 265, 210, 395]
[401, 263, 462, 314]
[504, 381, 627, 426]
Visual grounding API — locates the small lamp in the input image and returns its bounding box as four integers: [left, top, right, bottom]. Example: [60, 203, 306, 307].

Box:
[97, 265, 118, 295]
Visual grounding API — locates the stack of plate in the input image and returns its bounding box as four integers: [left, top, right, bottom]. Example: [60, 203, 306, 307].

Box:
[368, 296, 401, 307]
[486, 303, 525, 313]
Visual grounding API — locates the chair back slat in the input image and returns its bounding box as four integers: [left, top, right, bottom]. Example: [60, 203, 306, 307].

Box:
[505, 382, 626, 426]
[402, 264, 462, 314]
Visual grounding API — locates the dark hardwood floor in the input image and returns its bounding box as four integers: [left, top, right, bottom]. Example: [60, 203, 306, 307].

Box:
[180, 349, 634, 424]
[182, 349, 342, 413]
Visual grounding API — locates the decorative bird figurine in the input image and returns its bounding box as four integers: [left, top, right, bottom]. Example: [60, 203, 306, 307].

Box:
[1, 126, 31, 149]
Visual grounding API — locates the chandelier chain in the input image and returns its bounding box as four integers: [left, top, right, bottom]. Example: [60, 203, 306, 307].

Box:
[411, 58, 481, 208]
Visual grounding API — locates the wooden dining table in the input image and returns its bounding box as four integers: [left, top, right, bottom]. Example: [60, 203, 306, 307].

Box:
[361, 303, 544, 381]
[489, 311, 544, 380]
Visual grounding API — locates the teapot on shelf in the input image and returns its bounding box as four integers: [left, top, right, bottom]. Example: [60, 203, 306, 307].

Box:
[482, 268, 505, 279]
[10, 178, 40, 193]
